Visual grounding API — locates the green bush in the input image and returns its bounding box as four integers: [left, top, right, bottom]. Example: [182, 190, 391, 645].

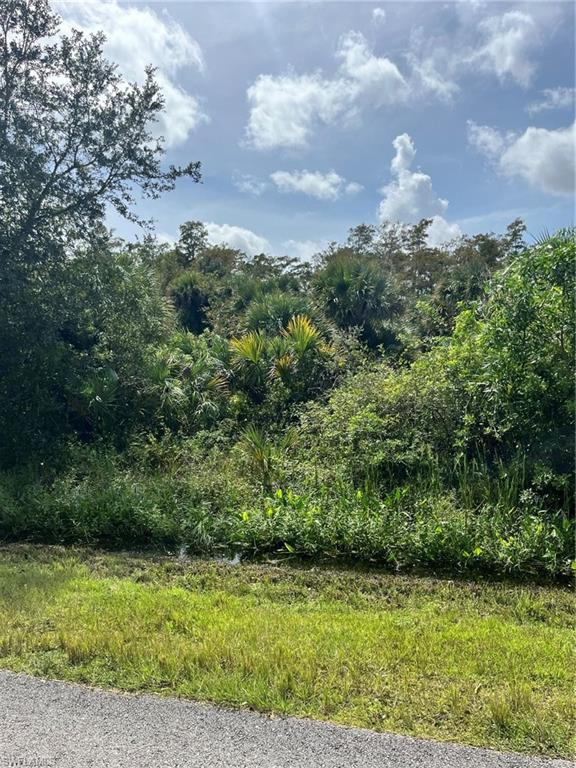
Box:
[229, 485, 574, 578]
[0, 469, 180, 549]
[298, 232, 575, 503]
[1, 445, 572, 578]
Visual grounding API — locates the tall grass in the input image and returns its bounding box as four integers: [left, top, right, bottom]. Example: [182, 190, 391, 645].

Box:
[0, 444, 572, 579]
[0, 549, 573, 756]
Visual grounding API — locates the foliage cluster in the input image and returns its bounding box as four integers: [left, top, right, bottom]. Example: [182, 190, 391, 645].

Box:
[0, 0, 574, 579]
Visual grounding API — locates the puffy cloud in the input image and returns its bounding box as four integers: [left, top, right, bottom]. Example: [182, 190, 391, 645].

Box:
[427, 216, 463, 247]
[157, 80, 208, 147]
[247, 11, 547, 152]
[466, 121, 508, 160]
[204, 223, 270, 256]
[56, 0, 207, 147]
[245, 32, 410, 150]
[233, 173, 269, 196]
[378, 133, 461, 245]
[336, 31, 408, 107]
[372, 8, 386, 23]
[379, 134, 448, 221]
[526, 87, 576, 115]
[245, 8, 554, 150]
[345, 181, 364, 196]
[379, 170, 448, 222]
[390, 133, 417, 174]
[270, 170, 362, 200]
[468, 121, 575, 196]
[500, 125, 575, 196]
[282, 239, 327, 261]
[471, 11, 539, 87]
[245, 72, 348, 151]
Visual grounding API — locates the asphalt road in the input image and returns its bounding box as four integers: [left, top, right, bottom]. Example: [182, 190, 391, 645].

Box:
[0, 671, 572, 768]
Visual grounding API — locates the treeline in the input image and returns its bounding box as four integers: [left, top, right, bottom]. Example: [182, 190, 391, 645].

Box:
[1, 217, 573, 577]
[0, 0, 574, 577]
[1, 214, 528, 457]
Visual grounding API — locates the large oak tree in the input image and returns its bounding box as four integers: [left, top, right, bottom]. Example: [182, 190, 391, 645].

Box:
[0, 0, 201, 461]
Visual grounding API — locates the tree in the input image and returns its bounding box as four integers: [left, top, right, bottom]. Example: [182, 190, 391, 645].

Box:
[195, 245, 243, 278]
[0, 0, 201, 462]
[462, 229, 574, 470]
[299, 230, 574, 504]
[168, 270, 210, 334]
[0, 0, 200, 251]
[177, 221, 208, 265]
[245, 291, 312, 334]
[346, 223, 377, 256]
[410, 219, 527, 340]
[313, 250, 401, 349]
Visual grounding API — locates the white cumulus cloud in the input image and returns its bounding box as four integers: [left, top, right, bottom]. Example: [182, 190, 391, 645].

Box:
[282, 239, 328, 262]
[204, 223, 270, 256]
[245, 72, 348, 151]
[372, 8, 386, 23]
[379, 134, 448, 221]
[233, 173, 269, 196]
[468, 120, 575, 196]
[245, 31, 411, 150]
[247, 11, 547, 152]
[57, 0, 208, 147]
[270, 170, 362, 200]
[427, 216, 463, 247]
[470, 11, 539, 88]
[378, 133, 461, 245]
[390, 133, 417, 175]
[336, 31, 408, 107]
[526, 87, 576, 115]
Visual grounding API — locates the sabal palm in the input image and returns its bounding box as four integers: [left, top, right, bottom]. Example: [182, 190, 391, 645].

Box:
[229, 331, 268, 400]
[246, 292, 310, 334]
[282, 314, 321, 356]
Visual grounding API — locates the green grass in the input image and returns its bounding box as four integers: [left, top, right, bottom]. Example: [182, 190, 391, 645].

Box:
[0, 545, 574, 758]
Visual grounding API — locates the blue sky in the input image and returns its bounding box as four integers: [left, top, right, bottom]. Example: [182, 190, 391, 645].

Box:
[57, 1, 575, 257]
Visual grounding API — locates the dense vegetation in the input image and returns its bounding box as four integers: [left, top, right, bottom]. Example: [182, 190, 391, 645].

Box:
[1, 0, 574, 579]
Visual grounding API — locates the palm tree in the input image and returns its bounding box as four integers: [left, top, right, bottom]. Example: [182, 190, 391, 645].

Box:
[229, 331, 268, 402]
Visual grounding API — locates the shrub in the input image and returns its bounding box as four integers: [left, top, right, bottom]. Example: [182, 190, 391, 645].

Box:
[229, 485, 574, 578]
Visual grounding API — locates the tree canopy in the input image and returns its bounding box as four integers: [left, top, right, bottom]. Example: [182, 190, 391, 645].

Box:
[0, 0, 200, 461]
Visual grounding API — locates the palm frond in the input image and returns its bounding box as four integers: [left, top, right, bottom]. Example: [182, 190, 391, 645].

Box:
[230, 331, 266, 364]
[283, 314, 320, 356]
[270, 353, 295, 382]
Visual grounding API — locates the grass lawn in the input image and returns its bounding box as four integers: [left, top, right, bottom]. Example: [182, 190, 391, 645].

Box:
[0, 545, 573, 758]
